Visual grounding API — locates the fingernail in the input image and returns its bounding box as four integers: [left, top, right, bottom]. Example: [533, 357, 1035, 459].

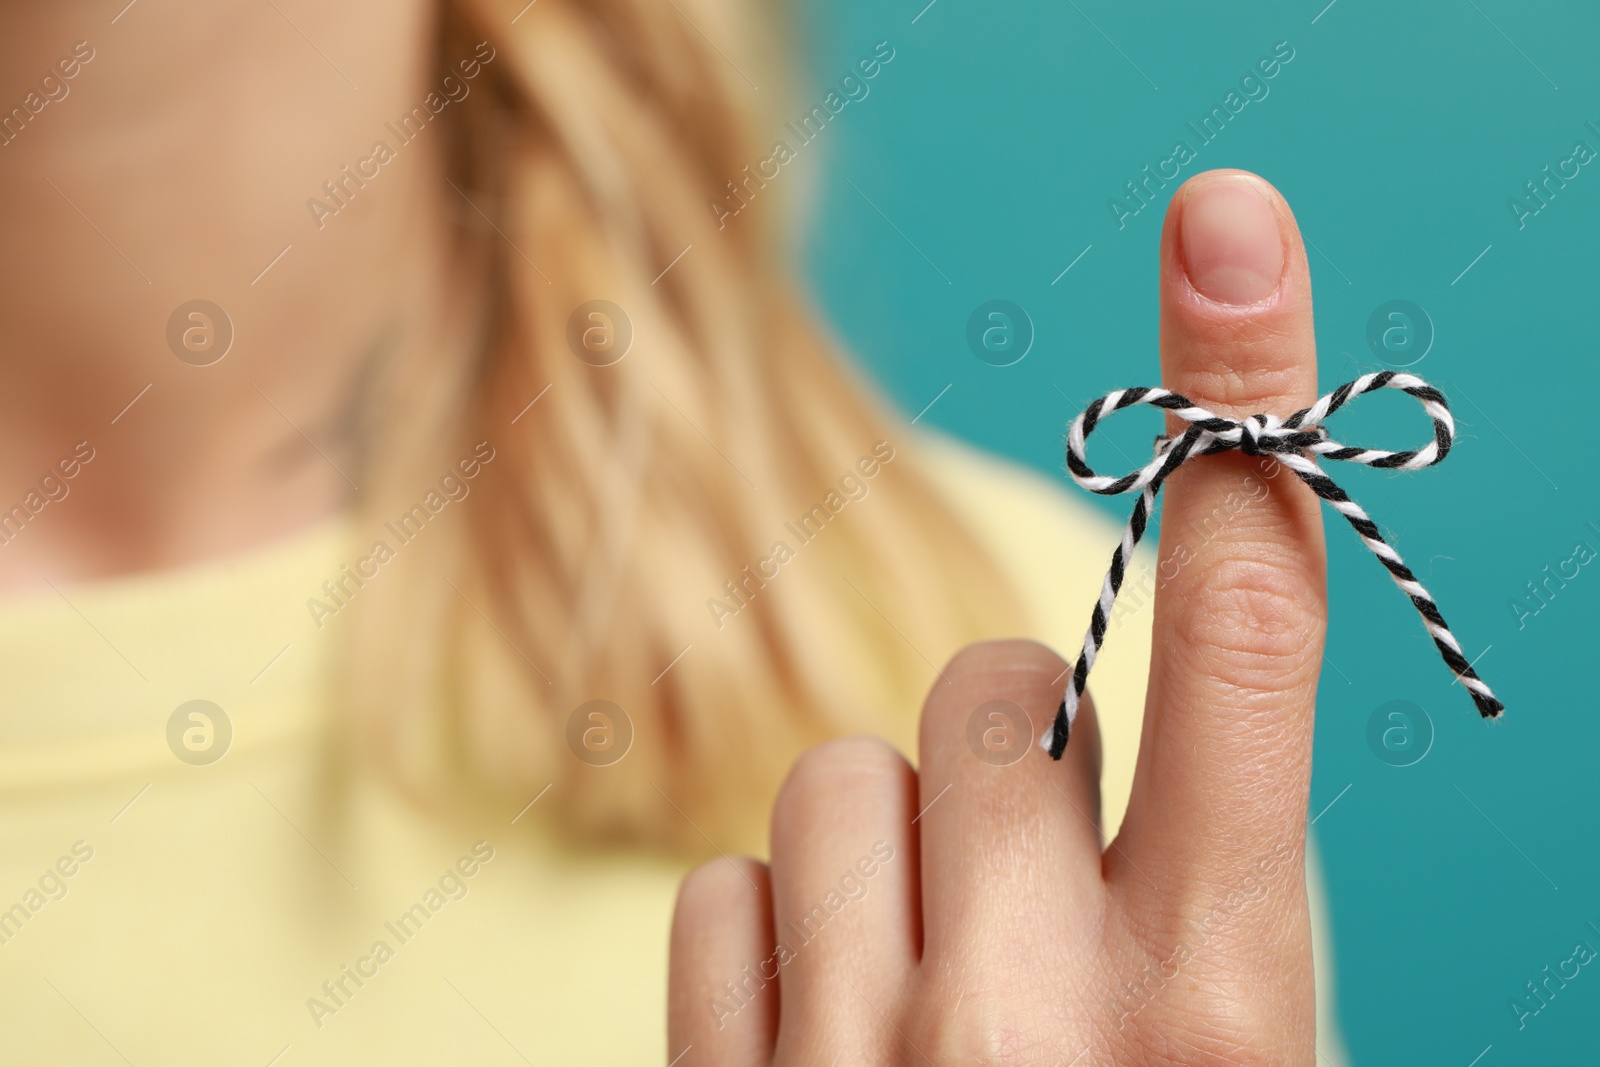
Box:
[1179, 178, 1284, 306]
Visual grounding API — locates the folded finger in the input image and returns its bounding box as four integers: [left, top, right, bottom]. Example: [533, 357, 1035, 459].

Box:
[916, 640, 1106, 973]
[668, 858, 778, 1067]
[767, 737, 920, 1062]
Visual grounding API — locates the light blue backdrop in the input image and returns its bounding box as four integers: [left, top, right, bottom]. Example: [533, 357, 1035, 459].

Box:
[796, 0, 1598, 1060]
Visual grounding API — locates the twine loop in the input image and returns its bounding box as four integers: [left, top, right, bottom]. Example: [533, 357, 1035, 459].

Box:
[1045, 370, 1502, 759]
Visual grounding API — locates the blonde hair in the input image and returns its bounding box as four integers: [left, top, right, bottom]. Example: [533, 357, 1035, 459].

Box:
[341, 0, 1027, 854]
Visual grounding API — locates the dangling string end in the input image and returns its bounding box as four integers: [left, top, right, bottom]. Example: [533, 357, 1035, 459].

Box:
[1047, 698, 1069, 758]
[1045, 686, 1079, 759]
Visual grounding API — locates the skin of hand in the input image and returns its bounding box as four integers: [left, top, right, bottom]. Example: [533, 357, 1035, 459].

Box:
[668, 170, 1328, 1066]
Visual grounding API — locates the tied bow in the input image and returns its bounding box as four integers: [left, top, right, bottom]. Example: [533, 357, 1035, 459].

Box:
[1046, 370, 1503, 759]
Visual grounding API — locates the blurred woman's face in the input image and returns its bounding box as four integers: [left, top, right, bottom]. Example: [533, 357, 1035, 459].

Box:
[0, 2, 462, 583]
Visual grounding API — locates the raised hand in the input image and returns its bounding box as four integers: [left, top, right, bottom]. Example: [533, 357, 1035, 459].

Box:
[669, 170, 1328, 1065]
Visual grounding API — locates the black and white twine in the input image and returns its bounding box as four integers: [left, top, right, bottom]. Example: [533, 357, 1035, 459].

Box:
[1045, 370, 1503, 759]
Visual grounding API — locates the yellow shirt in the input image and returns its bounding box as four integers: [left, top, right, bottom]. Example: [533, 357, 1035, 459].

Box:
[0, 434, 1345, 1063]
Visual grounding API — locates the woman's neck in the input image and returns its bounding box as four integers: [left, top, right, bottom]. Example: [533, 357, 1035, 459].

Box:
[0, 0, 459, 592]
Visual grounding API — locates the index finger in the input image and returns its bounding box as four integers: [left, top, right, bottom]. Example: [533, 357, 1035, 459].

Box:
[1113, 171, 1325, 903]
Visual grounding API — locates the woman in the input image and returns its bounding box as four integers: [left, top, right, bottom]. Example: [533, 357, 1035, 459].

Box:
[0, 0, 1344, 1061]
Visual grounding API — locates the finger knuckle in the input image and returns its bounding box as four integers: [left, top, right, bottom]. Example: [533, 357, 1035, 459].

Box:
[922, 639, 1067, 743]
[674, 856, 765, 922]
[1173, 551, 1322, 701]
[943, 638, 1068, 685]
[1173, 324, 1307, 415]
[773, 735, 906, 828]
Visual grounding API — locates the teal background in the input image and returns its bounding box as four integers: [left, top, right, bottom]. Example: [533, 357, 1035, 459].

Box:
[795, 0, 1598, 1061]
